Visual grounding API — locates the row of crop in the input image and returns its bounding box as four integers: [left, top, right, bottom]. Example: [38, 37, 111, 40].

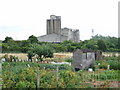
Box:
[2, 62, 72, 74]
[78, 70, 119, 81]
[2, 69, 119, 88]
[2, 62, 119, 88]
[2, 67, 80, 88]
[96, 59, 120, 70]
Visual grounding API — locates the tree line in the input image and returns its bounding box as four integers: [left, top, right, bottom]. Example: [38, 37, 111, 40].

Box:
[1, 34, 120, 54]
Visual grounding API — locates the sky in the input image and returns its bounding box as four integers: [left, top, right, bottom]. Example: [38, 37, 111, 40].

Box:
[0, 0, 119, 41]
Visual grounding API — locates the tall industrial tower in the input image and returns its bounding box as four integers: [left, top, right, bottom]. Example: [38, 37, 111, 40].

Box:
[47, 15, 61, 35]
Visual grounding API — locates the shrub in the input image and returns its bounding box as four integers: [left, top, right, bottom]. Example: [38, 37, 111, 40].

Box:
[65, 58, 72, 63]
[98, 61, 108, 69]
[106, 60, 120, 70]
[16, 81, 36, 88]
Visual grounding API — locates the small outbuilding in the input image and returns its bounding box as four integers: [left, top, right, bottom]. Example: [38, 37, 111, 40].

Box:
[72, 49, 102, 71]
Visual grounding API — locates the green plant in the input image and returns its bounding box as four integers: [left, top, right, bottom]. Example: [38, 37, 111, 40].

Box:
[16, 81, 36, 88]
[89, 64, 95, 71]
[3, 54, 10, 62]
[65, 58, 72, 63]
[106, 60, 120, 70]
[2, 61, 119, 88]
[98, 61, 108, 69]
[29, 44, 54, 61]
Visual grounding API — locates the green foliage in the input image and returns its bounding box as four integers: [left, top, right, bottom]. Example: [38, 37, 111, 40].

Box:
[97, 70, 119, 80]
[16, 81, 36, 88]
[1, 35, 119, 53]
[106, 60, 120, 70]
[28, 35, 38, 44]
[89, 64, 95, 71]
[2, 62, 119, 88]
[52, 44, 67, 52]
[99, 62, 108, 69]
[28, 44, 54, 61]
[65, 58, 72, 63]
[81, 39, 98, 50]
[93, 35, 118, 52]
[27, 50, 35, 60]
[2, 62, 72, 72]
[2, 62, 73, 88]
[3, 36, 13, 43]
[97, 40, 107, 52]
[96, 57, 120, 70]
[58, 70, 79, 88]
[62, 40, 73, 44]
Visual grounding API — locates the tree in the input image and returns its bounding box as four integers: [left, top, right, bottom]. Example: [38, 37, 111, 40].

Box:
[20, 40, 30, 53]
[52, 44, 67, 52]
[28, 35, 38, 44]
[66, 44, 75, 52]
[27, 50, 35, 61]
[118, 38, 120, 52]
[28, 44, 54, 61]
[3, 36, 13, 43]
[97, 40, 107, 52]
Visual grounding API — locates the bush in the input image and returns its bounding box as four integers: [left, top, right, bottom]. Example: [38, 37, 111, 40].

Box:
[106, 60, 120, 70]
[98, 61, 108, 69]
[97, 59, 120, 70]
[28, 44, 54, 61]
[65, 58, 72, 63]
[16, 81, 36, 88]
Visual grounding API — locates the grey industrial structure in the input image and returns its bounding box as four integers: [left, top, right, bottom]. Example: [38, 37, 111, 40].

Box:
[37, 15, 80, 42]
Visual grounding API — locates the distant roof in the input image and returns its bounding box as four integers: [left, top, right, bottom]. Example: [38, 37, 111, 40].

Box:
[37, 33, 68, 42]
[38, 33, 67, 38]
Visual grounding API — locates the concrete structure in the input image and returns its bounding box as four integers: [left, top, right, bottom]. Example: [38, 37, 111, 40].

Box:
[72, 49, 95, 71]
[72, 49, 102, 71]
[61, 27, 79, 42]
[37, 33, 67, 42]
[47, 15, 61, 35]
[37, 15, 80, 42]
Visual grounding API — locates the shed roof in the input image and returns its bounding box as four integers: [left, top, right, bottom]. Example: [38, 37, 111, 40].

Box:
[80, 49, 95, 53]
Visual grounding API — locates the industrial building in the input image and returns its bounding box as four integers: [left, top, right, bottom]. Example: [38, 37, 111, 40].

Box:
[37, 15, 80, 42]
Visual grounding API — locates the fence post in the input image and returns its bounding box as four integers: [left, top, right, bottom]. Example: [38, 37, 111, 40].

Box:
[56, 66, 58, 82]
[37, 67, 40, 89]
[56, 66, 59, 88]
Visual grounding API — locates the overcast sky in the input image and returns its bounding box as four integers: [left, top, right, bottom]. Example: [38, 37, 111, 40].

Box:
[0, 0, 119, 41]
